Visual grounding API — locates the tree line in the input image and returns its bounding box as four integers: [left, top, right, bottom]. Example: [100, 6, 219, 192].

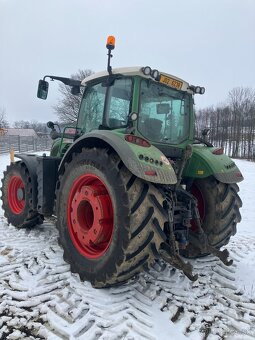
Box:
[196, 87, 255, 160]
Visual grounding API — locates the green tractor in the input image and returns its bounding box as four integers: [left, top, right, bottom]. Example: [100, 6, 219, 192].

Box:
[1, 36, 243, 287]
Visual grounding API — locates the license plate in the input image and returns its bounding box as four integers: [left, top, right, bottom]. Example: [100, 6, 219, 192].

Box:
[159, 75, 183, 90]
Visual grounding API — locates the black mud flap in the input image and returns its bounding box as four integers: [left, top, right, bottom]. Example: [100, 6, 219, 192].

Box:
[15, 154, 61, 217]
[37, 156, 61, 216]
[14, 154, 39, 210]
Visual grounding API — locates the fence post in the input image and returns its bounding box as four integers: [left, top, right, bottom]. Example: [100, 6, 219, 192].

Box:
[18, 135, 21, 152]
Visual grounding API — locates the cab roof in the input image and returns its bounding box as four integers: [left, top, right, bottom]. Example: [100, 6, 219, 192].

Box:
[81, 66, 192, 93]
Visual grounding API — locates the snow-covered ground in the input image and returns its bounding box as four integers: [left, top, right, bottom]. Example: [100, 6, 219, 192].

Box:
[0, 153, 254, 340]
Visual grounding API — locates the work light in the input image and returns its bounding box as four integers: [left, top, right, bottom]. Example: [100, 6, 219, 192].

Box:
[142, 66, 152, 76]
[151, 69, 160, 80]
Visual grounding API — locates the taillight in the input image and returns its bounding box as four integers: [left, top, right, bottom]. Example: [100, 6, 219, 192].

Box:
[125, 134, 151, 147]
[212, 147, 224, 155]
[144, 170, 157, 176]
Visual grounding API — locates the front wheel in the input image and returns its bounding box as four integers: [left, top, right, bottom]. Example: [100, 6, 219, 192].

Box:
[1, 162, 43, 228]
[56, 148, 168, 288]
[183, 177, 242, 257]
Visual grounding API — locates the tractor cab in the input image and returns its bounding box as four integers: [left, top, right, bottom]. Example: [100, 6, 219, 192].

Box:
[77, 66, 196, 149]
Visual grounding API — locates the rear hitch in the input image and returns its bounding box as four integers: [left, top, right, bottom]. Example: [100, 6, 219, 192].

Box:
[189, 199, 233, 266]
[189, 232, 233, 266]
[159, 243, 198, 281]
[160, 196, 198, 282]
[158, 187, 233, 282]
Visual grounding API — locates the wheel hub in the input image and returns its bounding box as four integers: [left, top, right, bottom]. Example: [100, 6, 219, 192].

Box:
[17, 188, 25, 201]
[67, 174, 114, 259]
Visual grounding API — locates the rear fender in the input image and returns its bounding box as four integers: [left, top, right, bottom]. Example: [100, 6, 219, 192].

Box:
[14, 154, 38, 209]
[183, 145, 244, 183]
[58, 130, 177, 185]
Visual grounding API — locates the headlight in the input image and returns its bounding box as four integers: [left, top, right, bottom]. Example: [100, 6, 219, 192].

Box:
[200, 87, 205, 94]
[142, 66, 151, 76]
[195, 86, 201, 94]
[151, 69, 160, 80]
[189, 85, 206, 95]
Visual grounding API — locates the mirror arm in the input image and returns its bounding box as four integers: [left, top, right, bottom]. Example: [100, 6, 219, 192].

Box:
[43, 75, 82, 87]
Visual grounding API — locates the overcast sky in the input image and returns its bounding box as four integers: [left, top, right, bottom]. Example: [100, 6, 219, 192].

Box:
[0, 0, 255, 124]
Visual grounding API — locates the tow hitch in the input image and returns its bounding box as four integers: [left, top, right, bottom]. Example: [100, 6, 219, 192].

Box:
[159, 196, 198, 281]
[158, 193, 233, 282]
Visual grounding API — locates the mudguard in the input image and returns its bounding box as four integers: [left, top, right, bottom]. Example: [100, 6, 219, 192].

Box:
[58, 130, 177, 185]
[183, 145, 244, 183]
[14, 154, 39, 209]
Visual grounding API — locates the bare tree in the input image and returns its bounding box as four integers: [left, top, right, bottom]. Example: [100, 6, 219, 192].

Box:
[13, 120, 31, 129]
[53, 69, 93, 124]
[0, 107, 9, 128]
[195, 87, 255, 160]
[228, 87, 255, 157]
[13, 120, 48, 134]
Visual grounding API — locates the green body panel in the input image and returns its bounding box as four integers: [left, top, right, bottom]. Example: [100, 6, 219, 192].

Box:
[50, 139, 72, 157]
[183, 145, 243, 183]
[58, 129, 177, 184]
[50, 139, 62, 157]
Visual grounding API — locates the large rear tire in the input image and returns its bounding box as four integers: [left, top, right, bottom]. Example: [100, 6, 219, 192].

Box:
[184, 176, 242, 257]
[1, 162, 44, 228]
[56, 148, 168, 288]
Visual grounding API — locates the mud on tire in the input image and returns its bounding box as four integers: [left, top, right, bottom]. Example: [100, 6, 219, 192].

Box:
[1, 162, 44, 228]
[56, 148, 168, 288]
[184, 176, 242, 257]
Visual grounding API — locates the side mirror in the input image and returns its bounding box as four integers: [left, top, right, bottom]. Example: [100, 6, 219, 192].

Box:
[37, 79, 49, 100]
[71, 85, 80, 95]
[47, 121, 55, 130]
[202, 128, 210, 137]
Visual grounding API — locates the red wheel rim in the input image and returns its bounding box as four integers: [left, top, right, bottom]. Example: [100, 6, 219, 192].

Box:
[67, 174, 114, 259]
[7, 176, 25, 214]
[191, 184, 205, 231]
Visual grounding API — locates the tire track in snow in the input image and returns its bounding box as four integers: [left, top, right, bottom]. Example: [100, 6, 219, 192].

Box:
[0, 218, 255, 339]
[147, 236, 255, 339]
[0, 221, 162, 339]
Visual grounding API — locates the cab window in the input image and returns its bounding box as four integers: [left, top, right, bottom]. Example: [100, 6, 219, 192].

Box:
[105, 78, 133, 128]
[138, 79, 190, 144]
[77, 82, 106, 132]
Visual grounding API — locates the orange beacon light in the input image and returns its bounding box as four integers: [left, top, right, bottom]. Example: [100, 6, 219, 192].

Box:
[106, 36, 115, 50]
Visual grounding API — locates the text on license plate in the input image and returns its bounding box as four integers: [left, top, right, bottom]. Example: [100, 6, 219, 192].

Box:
[159, 75, 183, 90]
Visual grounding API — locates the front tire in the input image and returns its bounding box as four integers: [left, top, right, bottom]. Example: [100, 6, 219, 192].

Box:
[56, 148, 168, 288]
[184, 176, 242, 257]
[1, 162, 43, 228]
